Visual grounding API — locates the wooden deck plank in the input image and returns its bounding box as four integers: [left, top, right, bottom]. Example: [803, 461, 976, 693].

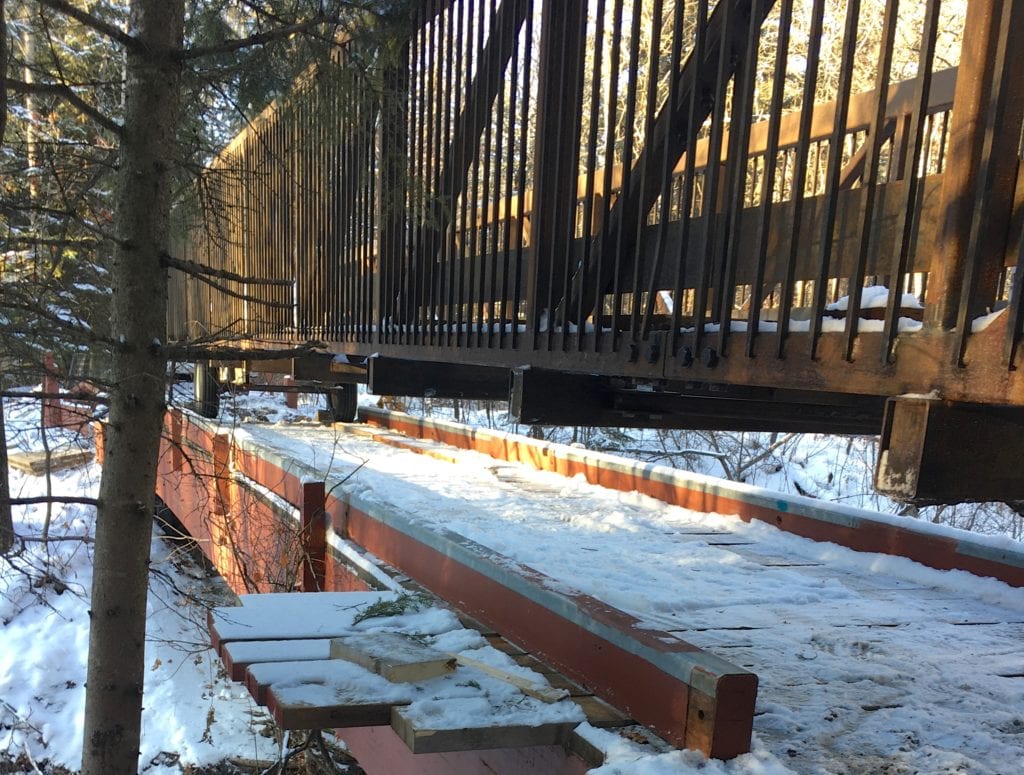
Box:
[329, 632, 456, 683]
[221, 638, 332, 681]
[391, 706, 577, 754]
[268, 691, 401, 730]
[8, 448, 93, 475]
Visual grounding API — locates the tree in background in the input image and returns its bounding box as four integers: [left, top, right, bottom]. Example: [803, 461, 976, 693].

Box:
[2, 1, 398, 770]
[1, 0, 11, 557]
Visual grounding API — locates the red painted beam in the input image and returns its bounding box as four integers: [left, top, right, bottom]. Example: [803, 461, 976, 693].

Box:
[301, 481, 327, 592]
[340, 725, 590, 775]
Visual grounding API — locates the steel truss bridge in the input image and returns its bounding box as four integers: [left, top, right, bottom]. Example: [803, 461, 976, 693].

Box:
[169, 0, 1024, 503]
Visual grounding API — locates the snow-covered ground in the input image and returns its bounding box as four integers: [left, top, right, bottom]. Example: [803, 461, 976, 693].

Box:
[1, 395, 281, 773]
[3, 388, 1023, 774]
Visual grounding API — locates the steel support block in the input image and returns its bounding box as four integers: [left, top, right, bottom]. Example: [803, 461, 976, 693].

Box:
[875, 396, 1024, 503]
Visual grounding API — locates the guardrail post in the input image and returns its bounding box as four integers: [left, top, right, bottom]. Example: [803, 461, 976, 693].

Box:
[42, 353, 62, 429]
[301, 480, 327, 592]
[210, 432, 232, 517]
[378, 44, 410, 344]
[925, 0, 1024, 332]
[169, 409, 183, 472]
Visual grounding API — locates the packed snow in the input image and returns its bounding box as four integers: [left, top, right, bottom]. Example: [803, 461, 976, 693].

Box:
[1, 396, 280, 772]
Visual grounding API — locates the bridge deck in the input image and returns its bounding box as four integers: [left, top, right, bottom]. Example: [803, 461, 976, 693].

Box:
[158, 405, 1024, 771]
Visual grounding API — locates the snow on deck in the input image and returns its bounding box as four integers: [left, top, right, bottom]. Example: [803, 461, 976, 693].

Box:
[227, 418, 1024, 774]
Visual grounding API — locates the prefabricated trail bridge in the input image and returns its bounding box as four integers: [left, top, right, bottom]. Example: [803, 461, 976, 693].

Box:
[168, 0, 1024, 503]
[143, 405, 1024, 771]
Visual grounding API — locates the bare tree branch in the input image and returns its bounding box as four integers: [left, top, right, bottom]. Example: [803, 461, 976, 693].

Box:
[0, 295, 115, 344]
[1, 0, 8, 146]
[4, 496, 100, 506]
[5, 235, 104, 250]
[186, 272, 293, 309]
[18, 534, 95, 543]
[0, 389, 107, 402]
[160, 252, 292, 286]
[7, 78, 122, 135]
[36, 0, 142, 53]
[178, 15, 347, 61]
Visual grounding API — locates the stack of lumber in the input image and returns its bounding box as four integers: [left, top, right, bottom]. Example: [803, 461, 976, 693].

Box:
[8, 448, 93, 475]
[208, 591, 629, 755]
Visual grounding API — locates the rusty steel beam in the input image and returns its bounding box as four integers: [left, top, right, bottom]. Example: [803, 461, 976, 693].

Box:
[511, 367, 886, 434]
[368, 355, 510, 400]
[875, 397, 1024, 503]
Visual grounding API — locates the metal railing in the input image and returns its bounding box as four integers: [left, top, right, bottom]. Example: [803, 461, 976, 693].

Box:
[171, 0, 1024, 407]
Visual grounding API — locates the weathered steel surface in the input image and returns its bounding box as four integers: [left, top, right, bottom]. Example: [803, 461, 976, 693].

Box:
[168, 0, 1024, 498]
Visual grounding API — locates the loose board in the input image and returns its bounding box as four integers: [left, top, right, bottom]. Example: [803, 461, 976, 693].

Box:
[330, 632, 456, 683]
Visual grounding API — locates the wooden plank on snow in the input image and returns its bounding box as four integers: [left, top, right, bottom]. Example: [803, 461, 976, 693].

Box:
[329, 632, 456, 683]
[390, 706, 578, 754]
[8, 448, 93, 475]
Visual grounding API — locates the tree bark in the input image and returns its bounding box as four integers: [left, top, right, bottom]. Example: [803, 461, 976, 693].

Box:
[0, 400, 12, 555]
[0, 0, 12, 557]
[80, 0, 184, 772]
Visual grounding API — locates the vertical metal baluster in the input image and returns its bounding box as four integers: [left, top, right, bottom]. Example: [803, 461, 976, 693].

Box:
[457, 1, 479, 348]
[424, 10, 441, 346]
[344, 70, 355, 342]
[744, 0, 792, 358]
[401, 20, 420, 346]
[640, 0, 682, 347]
[364, 51, 375, 343]
[884, 0, 939, 362]
[468, 0, 487, 347]
[352, 62, 363, 342]
[950, 0, 1022, 365]
[478, 0, 497, 348]
[774, 0, 824, 359]
[577, 0, 608, 351]
[556, 3, 587, 353]
[538, 0, 572, 352]
[627, 0, 664, 354]
[691, 0, 731, 357]
[511, 0, 533, 351]
[715, 0, 761, 358]
[609, 0, 644, 351]
[842, 0, 899, 361]
[487, 0, 509, 349]
[411, 12, 429, 346]
[807, 0, 861, 358]
[669, 0, 707, 361]
[437, 4, 454, 348]
[594, 0, 626, 353]
[452, 2, 466, 347]
[499, 0, 523, 350]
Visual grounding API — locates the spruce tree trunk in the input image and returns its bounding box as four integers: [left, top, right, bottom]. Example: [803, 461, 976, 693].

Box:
[0, 402, 12, 555]
[81, 1, 183, 771]
[0, 0, 12, 556]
